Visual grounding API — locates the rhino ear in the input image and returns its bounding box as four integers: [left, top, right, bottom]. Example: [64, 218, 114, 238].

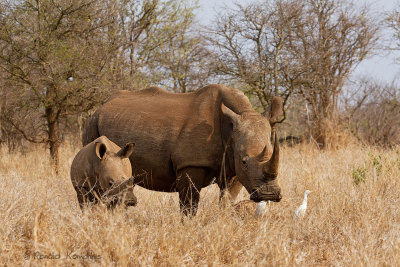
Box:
[117, 143, 135, 158]
[95, 142, 107, 159]
[263, 96, 283, 124]
[221, 104, 239, 123]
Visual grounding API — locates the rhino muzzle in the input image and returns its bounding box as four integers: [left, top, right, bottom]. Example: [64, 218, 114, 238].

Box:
[122, 191, 138, 207]
[104, 176, 137, 207]
[250, 189, 282, 202]
[106, 191, 137, 207]
[249, 132, 282, 202]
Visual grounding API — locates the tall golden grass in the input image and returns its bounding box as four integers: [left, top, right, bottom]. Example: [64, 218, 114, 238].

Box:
[0, 142, 399, 266]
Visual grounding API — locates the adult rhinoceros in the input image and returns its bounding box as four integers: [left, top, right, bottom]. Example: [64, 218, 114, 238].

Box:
[82, 84, 283, 216]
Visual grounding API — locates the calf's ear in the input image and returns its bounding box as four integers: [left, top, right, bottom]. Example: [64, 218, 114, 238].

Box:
[95, 142, 107, 159]
[117, 143, 135, 158]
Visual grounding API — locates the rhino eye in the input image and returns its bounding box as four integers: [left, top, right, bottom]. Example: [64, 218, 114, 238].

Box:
[108, 180, 114, 187]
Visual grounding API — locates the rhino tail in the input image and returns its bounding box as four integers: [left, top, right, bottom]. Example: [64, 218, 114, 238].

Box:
[82, 111, 100, 146]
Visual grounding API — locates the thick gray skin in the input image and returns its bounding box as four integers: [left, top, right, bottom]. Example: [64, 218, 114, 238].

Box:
[82, 84, 282, 216]
[70, 136, 136, 209]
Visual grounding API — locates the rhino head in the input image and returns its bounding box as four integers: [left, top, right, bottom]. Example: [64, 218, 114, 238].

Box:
[94, 141, 137, 207]
[222, 96, 283, 202]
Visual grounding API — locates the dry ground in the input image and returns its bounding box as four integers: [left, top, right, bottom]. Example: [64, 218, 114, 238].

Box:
[0, 142, 399, 266]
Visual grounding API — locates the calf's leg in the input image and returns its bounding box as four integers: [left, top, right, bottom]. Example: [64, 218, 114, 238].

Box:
[74, 186, 100, 210]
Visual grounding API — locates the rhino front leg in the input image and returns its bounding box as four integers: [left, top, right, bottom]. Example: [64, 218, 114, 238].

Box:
[219, 176, 243, 207]
[176, 167, 205, 217]
[74, 187, 86, 210]
[227, 176, 243, 202]
[74, 186, 100, 210]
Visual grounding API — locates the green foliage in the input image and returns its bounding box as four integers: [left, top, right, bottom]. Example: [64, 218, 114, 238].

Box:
[352, 167, 367, 185]
[352, 153, 385, 185]
[0, 0, 203, 168]
[0, 0, 120, 170]
[369, 153, 383, 175]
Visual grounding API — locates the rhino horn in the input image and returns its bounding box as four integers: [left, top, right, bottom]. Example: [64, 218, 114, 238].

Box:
[257, 145, 268, 161]
[263, 132, 279, 176]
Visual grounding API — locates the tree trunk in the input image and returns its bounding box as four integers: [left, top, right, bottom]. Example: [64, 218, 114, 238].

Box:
[49, 136, 60, 174]
[0, 102, 2, 147]
[46, 106, 60, 174]
[313, 109, 338, 149]
[314, 118, 327, 148]
[45, 83, 60, 174]
[129, 42, 136, 78]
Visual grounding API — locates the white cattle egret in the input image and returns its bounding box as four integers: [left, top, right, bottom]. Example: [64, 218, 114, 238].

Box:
[293, 190, 312, 220]
[254, 201, 267, 217]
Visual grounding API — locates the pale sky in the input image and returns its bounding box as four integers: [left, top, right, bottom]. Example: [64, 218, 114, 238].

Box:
[196, 0, 400, 84]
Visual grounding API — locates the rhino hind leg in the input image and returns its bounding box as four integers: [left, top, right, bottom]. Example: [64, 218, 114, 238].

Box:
[176, 167, 206, 217]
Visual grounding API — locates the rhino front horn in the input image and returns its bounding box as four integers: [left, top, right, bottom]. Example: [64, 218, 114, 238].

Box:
[264, 132, 279, 176]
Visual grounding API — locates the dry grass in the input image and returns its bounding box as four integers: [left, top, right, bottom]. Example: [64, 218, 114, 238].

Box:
[0, 142, 399, 266]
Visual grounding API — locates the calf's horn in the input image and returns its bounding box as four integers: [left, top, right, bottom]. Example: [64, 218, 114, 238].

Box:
[104, 176, 135, 197]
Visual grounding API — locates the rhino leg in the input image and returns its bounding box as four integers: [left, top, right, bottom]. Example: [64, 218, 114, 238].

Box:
[74, 186, 101, 210]
[75, 189, 85, 210]
[176, 167, 205, 217]
[227, 176, 243, 202]
[219, 176, 243, 207]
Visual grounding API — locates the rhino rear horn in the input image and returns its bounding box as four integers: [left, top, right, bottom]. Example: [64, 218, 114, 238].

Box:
[257, 145, 268, 161]
[263, 132, 279, 176]
[117, 143, 135, 158]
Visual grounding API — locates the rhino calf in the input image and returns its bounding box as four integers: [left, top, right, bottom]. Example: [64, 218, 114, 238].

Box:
[70, 136, 136, 209]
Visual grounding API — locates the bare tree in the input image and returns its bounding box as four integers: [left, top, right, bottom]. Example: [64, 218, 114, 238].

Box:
[346, 79, 400, 147]
[205, 0, 304, 117]
[105, 0, 202, 91]
[386, 5, 400, 55]
[206, 0, 378, 147]
[148, 1, 210, 92]
[104, 0, 159, 90]
[0, 0, 116, 172]
[291, 0, 378, 147]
